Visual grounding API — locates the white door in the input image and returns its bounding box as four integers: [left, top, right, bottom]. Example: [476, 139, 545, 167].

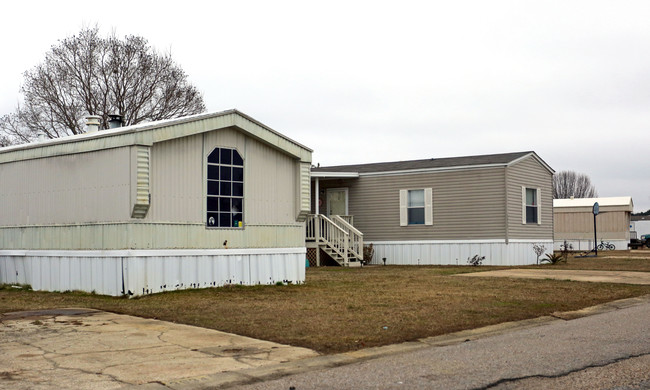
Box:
[326, 188, 348, 217]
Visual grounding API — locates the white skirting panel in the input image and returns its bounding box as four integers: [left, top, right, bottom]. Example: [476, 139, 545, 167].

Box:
[553, 240, 628, 251]
[0, 248, 306, 297]
[368, 240, 554, 266]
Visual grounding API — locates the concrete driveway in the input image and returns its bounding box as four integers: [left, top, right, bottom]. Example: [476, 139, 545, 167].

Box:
[0, 309, 318, 389]
[457, 269, 650, 285]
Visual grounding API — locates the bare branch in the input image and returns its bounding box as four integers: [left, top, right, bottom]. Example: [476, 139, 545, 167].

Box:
[552, 170, 598, 199]
[0, 26, 206, 144]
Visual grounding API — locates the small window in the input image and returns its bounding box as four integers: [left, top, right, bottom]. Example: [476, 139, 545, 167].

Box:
[207, 147, 243, 228]
[407, 189, 425, 225]
[525, 187, 538, 224]
[400, 188, 433, 226]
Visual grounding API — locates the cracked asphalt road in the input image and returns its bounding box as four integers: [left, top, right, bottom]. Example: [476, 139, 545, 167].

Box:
[238, 299, 650, 390]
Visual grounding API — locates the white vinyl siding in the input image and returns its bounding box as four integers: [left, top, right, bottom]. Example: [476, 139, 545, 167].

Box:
[400, 188, 433, 226]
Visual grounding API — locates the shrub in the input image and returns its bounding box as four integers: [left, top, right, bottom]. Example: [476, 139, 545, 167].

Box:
[540, 252, 566, 265]
[560, 240, 573, 262]
[363, 243, 375, 265]
[467, 255, 486, 266]
[532, 243, 546, 265]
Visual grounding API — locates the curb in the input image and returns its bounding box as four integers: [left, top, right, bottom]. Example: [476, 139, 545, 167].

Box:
[135, 293, 650, 390]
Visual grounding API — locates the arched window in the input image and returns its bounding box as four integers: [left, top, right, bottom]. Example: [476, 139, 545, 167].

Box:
[206, 147, 244, 228]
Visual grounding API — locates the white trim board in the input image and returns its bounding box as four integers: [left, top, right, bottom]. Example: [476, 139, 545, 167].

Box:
[0, 247, 306, 258]
[368, 239, 552, 245]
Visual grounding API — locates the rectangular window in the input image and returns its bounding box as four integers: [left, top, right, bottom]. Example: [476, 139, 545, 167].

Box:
[407, 189, 425, 225]
[524, 187, 538, 224]
[399, 188, 433, 226]
[207, 147, 244, 228]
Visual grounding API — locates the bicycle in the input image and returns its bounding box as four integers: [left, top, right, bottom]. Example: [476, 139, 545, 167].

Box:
[597, 240, 615, 251]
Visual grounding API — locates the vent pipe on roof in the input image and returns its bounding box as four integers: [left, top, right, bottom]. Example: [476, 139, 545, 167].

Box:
[36, 131, 46, 142]
[108, 114, 123, 129]
[85, 115, 101, 133]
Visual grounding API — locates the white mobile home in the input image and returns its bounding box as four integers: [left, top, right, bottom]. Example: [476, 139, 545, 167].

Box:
[308, 151, 554, 266]
[0, 110, 312, 296]
[553, 196, 634, 251]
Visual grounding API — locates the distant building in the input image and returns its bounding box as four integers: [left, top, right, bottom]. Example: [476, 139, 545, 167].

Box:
[631, 215, 650, 238]
[553, 197, 634, 250]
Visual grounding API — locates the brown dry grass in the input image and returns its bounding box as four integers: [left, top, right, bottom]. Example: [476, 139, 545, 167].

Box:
[545, 250, 650, 271]
[2, 258, 650, 354]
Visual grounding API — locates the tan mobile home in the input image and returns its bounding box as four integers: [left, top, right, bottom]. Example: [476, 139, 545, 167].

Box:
[0, 110, 312, 296]
[309, 151, 554, 266]
[553, 196, 633, 251]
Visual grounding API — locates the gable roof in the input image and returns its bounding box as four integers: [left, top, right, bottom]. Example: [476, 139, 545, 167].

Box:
[0, 109, 312, 164]
[312, 151, 553, 176]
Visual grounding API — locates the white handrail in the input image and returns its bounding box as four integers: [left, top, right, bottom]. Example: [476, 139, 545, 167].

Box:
[306, 214, 350, 265]
[331, 215, 363, 262]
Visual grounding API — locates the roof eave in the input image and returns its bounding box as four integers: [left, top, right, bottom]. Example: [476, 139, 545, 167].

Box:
[0, 110, 312, 164]
[311, 171, 360, 178]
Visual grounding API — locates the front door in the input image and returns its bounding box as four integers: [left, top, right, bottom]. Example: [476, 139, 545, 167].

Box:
[326, 188, 348, 217]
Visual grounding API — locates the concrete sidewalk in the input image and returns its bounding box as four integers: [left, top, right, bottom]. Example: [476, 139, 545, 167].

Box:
[457, 268, 650, 285]
[0, 309, 318, 389]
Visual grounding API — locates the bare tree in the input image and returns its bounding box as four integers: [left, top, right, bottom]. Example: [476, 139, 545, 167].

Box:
[0, 27, 206, 144]
[552, 170, 598, 199]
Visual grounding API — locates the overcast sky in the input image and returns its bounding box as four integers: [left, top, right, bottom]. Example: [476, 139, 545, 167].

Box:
[2, 1, 649, 212]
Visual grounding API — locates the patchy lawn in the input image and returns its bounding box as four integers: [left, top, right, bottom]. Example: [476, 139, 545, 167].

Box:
[2, 260, 649, 354]
[536, 250, 650, 272]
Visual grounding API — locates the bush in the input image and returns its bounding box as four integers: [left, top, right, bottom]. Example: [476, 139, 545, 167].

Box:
[560, 240, 573, 262]
[540, 253, 566, 265]
[467, 255, 486, 266]
[363, 244, 374, 265]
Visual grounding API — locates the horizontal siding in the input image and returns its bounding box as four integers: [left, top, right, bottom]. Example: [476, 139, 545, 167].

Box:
[0, 223, 304, 250]
[0, 147, 132, 226]
[554, 210, 630, 241]
[318, 167, 507, 241]
[506, 156, 554, 240]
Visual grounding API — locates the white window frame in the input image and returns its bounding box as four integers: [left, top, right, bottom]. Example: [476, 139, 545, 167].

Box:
[399, 188, 433, 226]
[521, 186, 541, 225]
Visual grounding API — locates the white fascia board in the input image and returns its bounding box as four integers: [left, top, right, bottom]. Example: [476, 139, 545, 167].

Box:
[0, 110, 313, 164]
[0, 247, 307, 258]
[359, 163, 506, 177]
[311, 171, 360, 178]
